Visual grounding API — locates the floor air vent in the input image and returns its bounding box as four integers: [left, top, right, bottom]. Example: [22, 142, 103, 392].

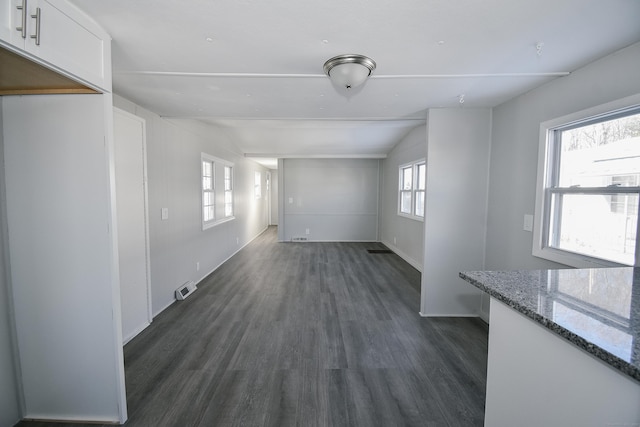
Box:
[367, 249, 393, 254]
[291, 237, 308, 241]
[176, 281, 197, 300]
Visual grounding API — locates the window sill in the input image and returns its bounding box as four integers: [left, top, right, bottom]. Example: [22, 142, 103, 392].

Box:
[203, 216, 235, 231]
[532, 246, 631, 269]
[397, 212, 424, 222]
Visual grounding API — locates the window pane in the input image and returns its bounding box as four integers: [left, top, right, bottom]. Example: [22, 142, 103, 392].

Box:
[402, 167, 412, 190]
[400, 191, 412, 214]
[203, 206, 214, 222]
[225, 202, 233, 217]
[224, 166, 232, 190]
[203, 192, 212, 205]
[550, 192, 637, 265]
[415, 191, 425, 217]
[557, 113, 640, 188]
[255, 171, 261, 198]
[202, 161, 212, 176]
[203, 176, 212, 190]
[416, 163, 426, 190]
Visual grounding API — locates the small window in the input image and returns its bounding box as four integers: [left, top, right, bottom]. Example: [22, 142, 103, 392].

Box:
[202, 159, 215, 223]
[224, 166, 233, 217]
[398, 159, 426, 221]
[201, 153, 235, 229]
[255, 171, 262, 199]
[533, 99, 640, 267]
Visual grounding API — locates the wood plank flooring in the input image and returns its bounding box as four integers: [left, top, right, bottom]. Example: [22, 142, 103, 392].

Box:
[16, 226, 488, 427]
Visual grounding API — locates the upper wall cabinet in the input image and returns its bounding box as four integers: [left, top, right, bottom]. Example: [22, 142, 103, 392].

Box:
[1, 0, 111, 92]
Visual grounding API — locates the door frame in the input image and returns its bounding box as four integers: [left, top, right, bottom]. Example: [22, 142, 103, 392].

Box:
[114, 107, 153, 342]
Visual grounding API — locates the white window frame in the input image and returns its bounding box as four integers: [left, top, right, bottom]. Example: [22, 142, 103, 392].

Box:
[224, 165, 234, 218]
[532, 94, 640, 268]
[398, 159, 426, 221]
[202, 153, 235, 230]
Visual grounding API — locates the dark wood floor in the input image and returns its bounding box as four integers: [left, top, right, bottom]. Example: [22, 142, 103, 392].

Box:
[17, 226, 488, 427]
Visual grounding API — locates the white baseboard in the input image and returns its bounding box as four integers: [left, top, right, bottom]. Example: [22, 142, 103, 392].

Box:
[122, 321, 151, 345]
[23, 414, 121, 424]
[419, 311, 481, 318]
[380, 239, 422, 272]
[153, 226, 270, 319]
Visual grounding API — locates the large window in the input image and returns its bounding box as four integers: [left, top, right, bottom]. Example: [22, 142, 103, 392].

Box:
[254, 171, 261, 199]
[398, 159, 426, 220]
[202, 158, 215, 223]
[201, 153, 234, 230]
[224, 166, 233, 217]
[533, 98, 640, 267]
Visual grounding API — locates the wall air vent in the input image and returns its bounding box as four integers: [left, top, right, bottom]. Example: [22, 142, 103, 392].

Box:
[291, 237, 308, 241]
[175, 281, 197, 300]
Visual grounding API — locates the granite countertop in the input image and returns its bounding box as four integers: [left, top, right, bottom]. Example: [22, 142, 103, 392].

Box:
[459, 267, 640, 383]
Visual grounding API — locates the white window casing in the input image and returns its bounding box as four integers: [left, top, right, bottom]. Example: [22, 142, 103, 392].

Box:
[201, 153, 235, 230]
[398, 159, 426, 221]
[532, 94, 640, 268]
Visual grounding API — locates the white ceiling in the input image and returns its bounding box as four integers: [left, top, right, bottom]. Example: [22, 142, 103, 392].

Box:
[71, 0, 640, 168]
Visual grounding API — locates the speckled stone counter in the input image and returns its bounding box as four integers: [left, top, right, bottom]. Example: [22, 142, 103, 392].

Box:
[459, 267, 640, 383]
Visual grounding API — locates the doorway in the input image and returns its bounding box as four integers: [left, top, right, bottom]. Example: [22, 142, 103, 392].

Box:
[114, 107, 152, 344]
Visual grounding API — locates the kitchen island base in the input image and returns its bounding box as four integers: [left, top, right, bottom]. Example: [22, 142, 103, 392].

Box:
[485, 298, 640, 427]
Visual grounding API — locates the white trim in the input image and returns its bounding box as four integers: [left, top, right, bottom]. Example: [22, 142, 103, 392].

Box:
[245, 153, 388, 159]
[117, 70, 571, 79]
[397, 159, 426, 221]
[18, 414, 121, 424]
[201, 153, 235, 230]
[381, 239, 422, 272]
[419, 312, 480, 318]
[203, 216, 235, 230]
[114, 107, 154, 329]
[532, 93, 640, 268]
[122, 321, 151, 345]
[104, 97, 128, 423]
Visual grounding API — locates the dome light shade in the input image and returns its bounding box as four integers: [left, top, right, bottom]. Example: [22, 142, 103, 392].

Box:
[323, 54, 376, 89]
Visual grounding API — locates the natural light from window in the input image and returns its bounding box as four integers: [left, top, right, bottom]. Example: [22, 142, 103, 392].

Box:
[539, 109, 640, 266]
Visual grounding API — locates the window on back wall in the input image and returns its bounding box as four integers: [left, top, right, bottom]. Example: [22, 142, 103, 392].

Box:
[224, 165, 233, 218]
[255, 171, 261, 199]
[201, 153, 235, 230]
[202, 158, 215, 224]
[533, 98, 640, 267]
[398, 159, 426, 221]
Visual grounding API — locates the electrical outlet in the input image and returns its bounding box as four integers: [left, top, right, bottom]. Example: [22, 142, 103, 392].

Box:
[236, 237, 240, 245]
[196, 262, 200, 271]
[161, 207, 169, 220]
[393, 237, 397, 245]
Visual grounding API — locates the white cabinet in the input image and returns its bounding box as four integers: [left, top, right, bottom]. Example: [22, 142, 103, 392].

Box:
[1, 0, 111, 92]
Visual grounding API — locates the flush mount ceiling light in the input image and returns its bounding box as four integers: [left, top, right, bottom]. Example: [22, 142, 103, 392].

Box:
[323, 54, 376, 90]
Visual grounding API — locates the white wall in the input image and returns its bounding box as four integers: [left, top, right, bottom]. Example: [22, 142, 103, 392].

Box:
[114, 96, 269, 316]
[270, 170, 279, 225]
[3, 94, 125, 422]
[0, 107, 20, 427]
[421, 108, 492, 317]
[379, 124, 427, 271]
[486, 42, 640, 272]
[281, 158, 379, 242]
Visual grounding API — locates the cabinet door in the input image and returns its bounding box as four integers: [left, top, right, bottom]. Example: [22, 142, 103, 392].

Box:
[1, 0, 28, 48]
[24, 0, 111, 91]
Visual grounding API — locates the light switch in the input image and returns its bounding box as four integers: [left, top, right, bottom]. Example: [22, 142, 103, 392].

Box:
[161, 208, 169, 220]
[523, 214, 533, 232]
[289, 197, 293, 204]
